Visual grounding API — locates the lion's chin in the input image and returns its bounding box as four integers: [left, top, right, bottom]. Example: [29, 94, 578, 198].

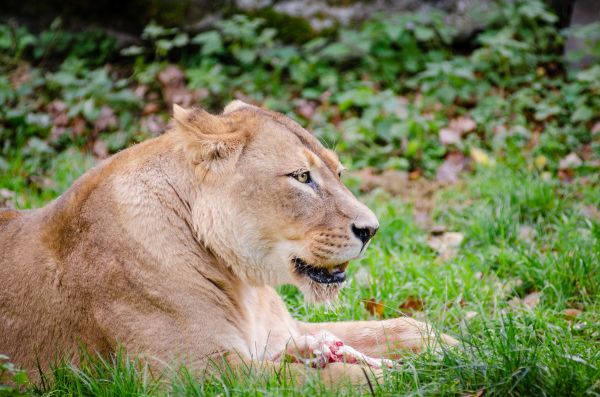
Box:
[291, 257, 347, 303]
[298, 278, 344, 303]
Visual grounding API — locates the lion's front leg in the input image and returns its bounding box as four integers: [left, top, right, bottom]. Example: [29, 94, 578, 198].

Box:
[299, 317, 457, 360]
[274, 331, 394, 369]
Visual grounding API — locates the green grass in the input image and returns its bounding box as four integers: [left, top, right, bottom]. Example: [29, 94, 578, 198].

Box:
[2, 162, 599, 396]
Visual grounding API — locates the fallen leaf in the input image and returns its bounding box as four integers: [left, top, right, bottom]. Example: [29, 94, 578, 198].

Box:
[534, 155, 548, 170]
[558, 168, 575, 182]
[158, 65, 195, 107]
[0, 188, 16, 208]
[158, 64, 186, 87]
[518, 225, 536, 242]
[450, 116, 477, 133]
[363, 298, 385, 317]
[134, 84, 148, 99]
[465, 311, 478, 320]
[427, 231, 464, 261]
[71, 117, 87, 136]
[430, 224, 447, 236]
[92, 140, 109, 159]
[9, 63, 32, 88]
[439, 127, 461, 145]
[523, 291, 542, 308]
[464, 389, 485, 397]
[94, 106, 117, 132]
[141, 115, 167, 136]
[470, 148, 492, 166]
[579, 205, 600, 222]
[143, 102, 160, 115]
[562, 308, 582, 319]
[399, 296, 424, 313]
[439, 116, 476, 146]
[414, 210, 431, 229]
[47, 100, 69, 138]
[295, 99, 317, 119]
[436, 153, 470, 183]
[559, 153, 583, 170]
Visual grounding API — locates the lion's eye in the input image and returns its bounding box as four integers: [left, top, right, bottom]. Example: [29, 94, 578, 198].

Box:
[293, 171, 311, 184]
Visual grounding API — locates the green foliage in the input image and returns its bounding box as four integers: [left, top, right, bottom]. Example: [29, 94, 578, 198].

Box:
[0, 355, 29, 397]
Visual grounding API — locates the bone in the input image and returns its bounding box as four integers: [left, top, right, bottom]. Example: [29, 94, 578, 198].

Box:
[278, 331, 395, 369]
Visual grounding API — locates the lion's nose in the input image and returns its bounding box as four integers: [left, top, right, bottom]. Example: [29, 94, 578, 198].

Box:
[351, 223, 379, 245]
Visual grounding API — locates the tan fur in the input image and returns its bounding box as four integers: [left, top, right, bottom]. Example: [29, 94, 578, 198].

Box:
[0, 101, 456, 384]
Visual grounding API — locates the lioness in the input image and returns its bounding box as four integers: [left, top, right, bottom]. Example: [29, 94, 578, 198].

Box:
[0, 101, 455, 384]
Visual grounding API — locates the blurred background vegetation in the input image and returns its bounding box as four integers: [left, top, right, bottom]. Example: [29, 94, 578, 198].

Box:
[0, 0, 598, 208]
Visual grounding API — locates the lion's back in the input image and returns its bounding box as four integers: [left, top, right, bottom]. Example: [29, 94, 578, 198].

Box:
[0, 208, 20, 226]
[0, 207, 71, 371]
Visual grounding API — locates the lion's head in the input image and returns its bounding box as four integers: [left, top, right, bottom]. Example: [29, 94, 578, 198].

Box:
[173, 100, 378, 302]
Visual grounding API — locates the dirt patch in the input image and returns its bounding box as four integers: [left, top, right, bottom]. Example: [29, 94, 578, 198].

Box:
[350, 168, 454, 228]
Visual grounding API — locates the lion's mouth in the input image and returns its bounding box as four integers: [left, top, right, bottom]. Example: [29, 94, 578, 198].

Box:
[293, 258, 348, 284]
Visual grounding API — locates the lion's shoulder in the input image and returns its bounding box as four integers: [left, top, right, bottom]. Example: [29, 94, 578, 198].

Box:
[0, 208, 21, 226]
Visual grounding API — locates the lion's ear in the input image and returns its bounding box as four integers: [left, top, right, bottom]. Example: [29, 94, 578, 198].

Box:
[223, 99, 257, 114]
[173, 104, 250, 168]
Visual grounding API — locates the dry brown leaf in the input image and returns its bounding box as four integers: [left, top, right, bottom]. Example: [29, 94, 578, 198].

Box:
[158, 64, 185, 87]
[363, 298, 385, 317]
[562, 308, 582, 319]
[158, 65, 195, 107]
[579, 204, 600, 222]
[141, 115, 167, 136]
[92, 140, 109, 159]
[439, 116, 476, 146]
[427, 231, 464, 261]
[518, 225, 536, 242]
[439, 127, 462, 145]
[450, 116, 477, 133]
[465, 311, 478, 320]
[409, 169, 421, 180]
[47, 100, 69, 141]
[94, 106, 117, 132]
[558, 168, 575, 183]
[430, 224, 447, 236]
[470, 148, 492, 166]
[9, 64, 33, 88]
[0, 188, 16, 208]
[71, 117, 87, 136]
[464, 389, 485, 397]
[295, 99, 317, 120]
[399, 296, 424, 313]
[436, 153, 470, 183]
[143, 102, 160, 115]
[523, 291, 542, 308]
[414, 210, 431, 229]
[559, 153, 583, 170]
[134, 84, 148, 99]
[534, 155, 548, 170]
